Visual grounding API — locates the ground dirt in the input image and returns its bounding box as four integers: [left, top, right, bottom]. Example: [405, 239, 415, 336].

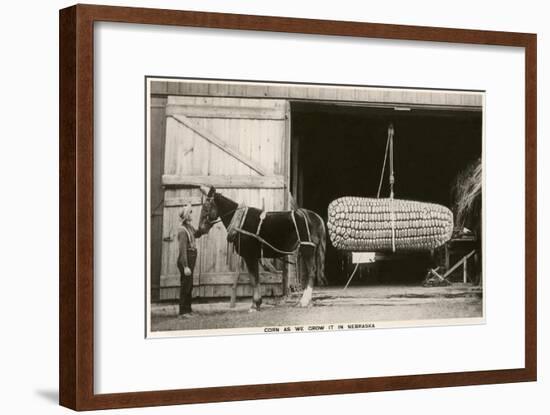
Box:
[150, 284, 483, 333]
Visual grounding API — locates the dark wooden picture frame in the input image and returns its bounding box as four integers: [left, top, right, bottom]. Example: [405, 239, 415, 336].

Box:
[59, 4, 537, 411]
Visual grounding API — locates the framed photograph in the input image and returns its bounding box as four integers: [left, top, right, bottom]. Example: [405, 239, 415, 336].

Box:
[59, 4, 537, 410]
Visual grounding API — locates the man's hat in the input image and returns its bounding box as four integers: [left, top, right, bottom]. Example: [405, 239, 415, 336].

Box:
[179, 203, 192, 220]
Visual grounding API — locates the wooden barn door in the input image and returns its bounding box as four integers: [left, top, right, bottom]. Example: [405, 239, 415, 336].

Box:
[159, 96, 291, 300]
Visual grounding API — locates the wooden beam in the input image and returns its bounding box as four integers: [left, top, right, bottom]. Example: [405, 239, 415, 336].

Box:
[165, 104, 286, 120]
[162, 174, 285, 189]
[164, 196, 202, 207]
[151, 81, 483, 108]
[169, 114, 269, 176]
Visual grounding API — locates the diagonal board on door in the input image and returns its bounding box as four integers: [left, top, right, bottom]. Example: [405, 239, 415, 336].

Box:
[159, 96, 291, 300]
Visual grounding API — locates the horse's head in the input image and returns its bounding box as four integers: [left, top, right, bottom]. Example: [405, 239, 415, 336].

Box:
[198, 186, 218, 235]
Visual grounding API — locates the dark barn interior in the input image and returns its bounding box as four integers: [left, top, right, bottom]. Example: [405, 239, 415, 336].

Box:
[290, 101, 482, 286]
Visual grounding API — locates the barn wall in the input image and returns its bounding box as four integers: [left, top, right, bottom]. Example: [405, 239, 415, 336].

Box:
[150, 80, 483, 109]
[156, 96, 289, 301]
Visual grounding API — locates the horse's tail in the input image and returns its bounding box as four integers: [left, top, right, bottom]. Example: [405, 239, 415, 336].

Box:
[310, 211, 327, 286]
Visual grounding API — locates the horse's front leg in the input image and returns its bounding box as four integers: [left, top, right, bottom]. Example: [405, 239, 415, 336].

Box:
[299, 248, 315, 307]
[244, 257, 262, 312]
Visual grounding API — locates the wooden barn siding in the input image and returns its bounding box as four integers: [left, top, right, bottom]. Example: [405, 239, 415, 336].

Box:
[150, 96, 167, 302]
[151, 80, 483, 109]
[159, 96, 288, 301]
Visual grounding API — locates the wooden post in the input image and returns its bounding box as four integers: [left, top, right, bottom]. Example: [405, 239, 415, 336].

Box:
[283, 101, 292, 297]
[463, 257, 468, 283]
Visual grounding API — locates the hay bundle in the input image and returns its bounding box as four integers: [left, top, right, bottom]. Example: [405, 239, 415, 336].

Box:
[452, 158, 482, 230]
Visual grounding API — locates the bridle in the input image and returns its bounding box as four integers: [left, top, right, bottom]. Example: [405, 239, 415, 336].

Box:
[202, 194, 237, 227]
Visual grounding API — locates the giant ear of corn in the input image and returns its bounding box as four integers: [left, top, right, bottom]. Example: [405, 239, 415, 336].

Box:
[327, 197, 453, 252]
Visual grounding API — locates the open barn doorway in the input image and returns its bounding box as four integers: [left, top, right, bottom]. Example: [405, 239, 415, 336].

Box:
[290, 101, 482, 286]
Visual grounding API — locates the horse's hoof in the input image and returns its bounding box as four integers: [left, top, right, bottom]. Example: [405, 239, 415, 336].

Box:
[298, 287, 313, 308]
[248, 308, 258, 313]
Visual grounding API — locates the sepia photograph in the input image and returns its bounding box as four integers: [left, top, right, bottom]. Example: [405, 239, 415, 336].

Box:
[146, 78, 484, 337]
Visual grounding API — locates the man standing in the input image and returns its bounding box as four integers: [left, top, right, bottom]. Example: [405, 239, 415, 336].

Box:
[177, 204, 202, 317]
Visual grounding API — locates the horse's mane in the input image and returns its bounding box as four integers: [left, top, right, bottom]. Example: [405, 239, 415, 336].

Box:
[214, 192, 237, 206]
[214, 192, 239, 227]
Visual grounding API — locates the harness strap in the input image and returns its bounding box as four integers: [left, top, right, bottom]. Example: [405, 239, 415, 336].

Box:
[231, 208, 315, 255]
[256, 211, 267, 263]
[234, 227, 300, 255]
[299, 209, 314, 245]
[291, 210, 300, 241]
[256, 211, 266, 235]
[304, 215, 311, 242]
[239, 207, 249, 229]
[294, 209, 315, 247]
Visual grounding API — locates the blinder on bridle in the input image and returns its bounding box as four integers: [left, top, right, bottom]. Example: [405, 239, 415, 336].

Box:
[205, 197, 222, 226]
[199, 186, 221, 230]
[199, 185, 242, 233]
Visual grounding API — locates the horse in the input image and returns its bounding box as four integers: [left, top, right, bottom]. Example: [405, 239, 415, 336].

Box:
[197, 186, 326, 310]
